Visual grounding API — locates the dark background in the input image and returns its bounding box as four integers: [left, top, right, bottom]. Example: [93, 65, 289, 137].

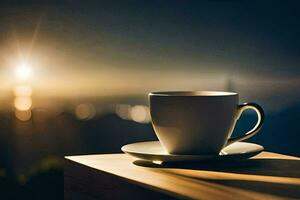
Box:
[0, 1, 299, 199]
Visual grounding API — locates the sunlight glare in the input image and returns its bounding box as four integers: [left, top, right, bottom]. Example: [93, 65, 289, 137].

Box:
[152, 160, 163, 165]
[15, 62, 32, 80]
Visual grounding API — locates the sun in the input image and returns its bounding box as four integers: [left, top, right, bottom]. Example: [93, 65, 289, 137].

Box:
[15, 62, 32, 80]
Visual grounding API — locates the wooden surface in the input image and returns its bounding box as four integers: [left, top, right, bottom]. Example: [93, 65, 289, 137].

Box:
[65, 152, 300, 200]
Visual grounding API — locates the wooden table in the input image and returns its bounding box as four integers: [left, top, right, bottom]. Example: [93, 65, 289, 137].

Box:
[64, 152, 300, 200]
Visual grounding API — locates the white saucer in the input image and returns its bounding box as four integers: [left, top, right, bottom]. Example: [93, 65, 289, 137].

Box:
[121, 141, 264, 162]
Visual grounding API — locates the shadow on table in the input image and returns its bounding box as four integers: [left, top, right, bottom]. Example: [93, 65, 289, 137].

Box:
[133, 158, 300, 199]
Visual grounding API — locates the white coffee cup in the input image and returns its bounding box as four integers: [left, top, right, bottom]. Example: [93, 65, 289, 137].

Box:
[149, 91, 264, 155]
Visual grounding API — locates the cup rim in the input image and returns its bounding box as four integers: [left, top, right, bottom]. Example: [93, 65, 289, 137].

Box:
[149, 91, 238, 97]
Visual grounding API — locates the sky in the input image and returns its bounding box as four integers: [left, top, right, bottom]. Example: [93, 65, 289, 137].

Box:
[0, 1, 299, 110]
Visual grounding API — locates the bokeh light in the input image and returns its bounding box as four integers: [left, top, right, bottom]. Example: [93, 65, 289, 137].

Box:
[130, 105, 151, 123]
[15, 110, 32, 121]
[115, 104, 132, 120]
[75, 103, 96, 120]
[14, 96, 32, 111]
[14, 85, 33, 97]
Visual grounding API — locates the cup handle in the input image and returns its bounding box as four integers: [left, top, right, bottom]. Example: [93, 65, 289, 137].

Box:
[226, 102, 264, 146]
